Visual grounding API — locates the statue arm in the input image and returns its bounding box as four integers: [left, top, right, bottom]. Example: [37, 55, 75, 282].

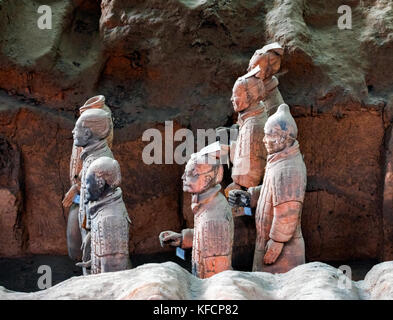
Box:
[62, 184, 79, 208]
[270, 201, 302, 243]
[181, 228, 194, 249]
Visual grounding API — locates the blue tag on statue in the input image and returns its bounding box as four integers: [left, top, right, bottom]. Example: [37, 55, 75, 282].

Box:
[176, 248, 186, 260]
[244, 207, 252, 216]
[73, 194, 80, 205]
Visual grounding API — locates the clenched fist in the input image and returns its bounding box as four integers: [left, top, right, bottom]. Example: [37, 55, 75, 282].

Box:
[264, 239, 284, 265]
[228, 190, 251, 208]
[159, 231, 182, 248]
[62, 184, 78, 208]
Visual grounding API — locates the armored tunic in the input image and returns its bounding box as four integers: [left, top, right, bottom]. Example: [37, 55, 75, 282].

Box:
[88, 187, 131, 274]
[248, 141, 307, 273]
[181, 185, 234, 279]
[79, 140, 114, 231]
[232, 103, 267, 189]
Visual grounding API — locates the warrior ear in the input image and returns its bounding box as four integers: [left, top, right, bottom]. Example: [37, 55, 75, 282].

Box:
[215, 165, 224, 185]
[279, 133, 287, 144]
[96, 175, 106, 190]
[203, 174, 213, 189]
[83, 126, 93, 141]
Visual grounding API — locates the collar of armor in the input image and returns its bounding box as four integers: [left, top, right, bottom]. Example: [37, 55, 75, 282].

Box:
[237, 102, 265, 127]
[191, 184, 221, 214]
[80, 139, 109, 161]
[87, 187, 123, 218]
[266, 140, 300, 167]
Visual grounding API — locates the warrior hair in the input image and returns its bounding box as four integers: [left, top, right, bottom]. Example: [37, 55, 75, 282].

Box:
[79, 108, 112, 140]
[87, 157, 122, 189]
[79, 95, 106, 114]
[190, 152, 224, 185]
[235, 76, 265, 108]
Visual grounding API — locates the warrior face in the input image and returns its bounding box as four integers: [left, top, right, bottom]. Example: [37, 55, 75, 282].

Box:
[231, 82, 248, 112]
[85, 171, 106, 202]
[72, 118, 92, 147]
[73, 109, 111, 147]
[182, 156, 220, 194]
[263, 130, 288, 155]
[263, 104, 297, 155]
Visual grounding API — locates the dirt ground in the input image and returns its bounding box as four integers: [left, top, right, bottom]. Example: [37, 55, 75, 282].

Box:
[0, 254, 378, 293]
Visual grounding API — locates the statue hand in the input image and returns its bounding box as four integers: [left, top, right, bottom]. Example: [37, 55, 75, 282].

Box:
[263, 239, 284, 265]
[224, 182, 241, 198]
[62, 185, 78, 208]
[228, 190, 251, 207]
[76, 260, 91, 268]
[81, 231, 91, 257]
[159, 231, 182, 248]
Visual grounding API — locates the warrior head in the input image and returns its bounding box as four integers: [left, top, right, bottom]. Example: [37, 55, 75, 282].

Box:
[182, 152, 223, 194]
[78, 95, 114, 148]
[85, 156, 121, 202]
[72, 108, 112, 147]
[263, 104, 297, 155]
[248, 42, 284, 80]
[231, 76, 264, 112]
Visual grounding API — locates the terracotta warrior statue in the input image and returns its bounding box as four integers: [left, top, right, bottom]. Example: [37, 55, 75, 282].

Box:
[218, 43, 285, 202]
[63, 95, 113, 261]
[229, 104, 307, 274]
[159, 151, 234, 279]
[72, 108, 114, 274]
[85, 156, 131, 274]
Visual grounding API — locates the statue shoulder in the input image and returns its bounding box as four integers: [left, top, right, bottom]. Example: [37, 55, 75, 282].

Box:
[271, 162, 307, 206]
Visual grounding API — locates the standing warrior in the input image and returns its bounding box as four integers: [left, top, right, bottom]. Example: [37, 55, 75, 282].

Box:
[219, 43, 285, 199]
[159, 151, 234, 279]
[62, 95, 113, 261]
[229, 104, 307, 273]
[85, 157, 131, 274]
[224, 75, 268, 196]
[72, 108, 114, 274]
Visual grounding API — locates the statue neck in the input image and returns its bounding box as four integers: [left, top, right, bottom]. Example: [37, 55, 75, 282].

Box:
[238, 102, 264, 127]
[88, 187, 122, 218]
[267, 140, 300, 166]
[80, 139, 108, 160]
[191, 184, 221, 205]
